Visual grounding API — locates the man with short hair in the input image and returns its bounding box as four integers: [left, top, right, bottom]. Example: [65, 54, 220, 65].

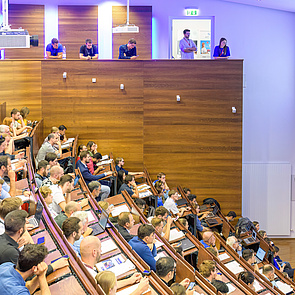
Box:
[151, 217, 164, 236]
[0, 197, 22, 234]
[0, 155, 17, 198]
[76, 151, 112, 199]
[164, 190, 188, 217]
[118, 174, 139, 198]
[49, 174, 74, 215]
[226, 211, 237, 222]
[200, 232, 218, 253]
[80, 236, 143, 288]
[0, 210, 28, 265]
[46, 38, 63, 59]
[54, 201, 81, 228]
[0, 244, 50, 295]
[129, 224, 157, 271]
[115, 157, 144, 176]
[10, 108, 32, 135]
[118, 38, 137, 59]
[179, 29, 197, 59]
[153, 172, 169, 192]
[79, 38, 98, 60]
[242, 249, 259, 271]
[152, 206, 173, 240]
[156, 257, 190, 288]
[262, 264, 278, 288]
[88, 181, 102, 202]
[115, 212, 135, 242]
[36, 133, 61, 164]
[58, 125, 67, 143]
[35, 160, 50, 188]
[62, 217, 83, 256]
[45, 152, 58, 168]
[41, 165, 64, 187]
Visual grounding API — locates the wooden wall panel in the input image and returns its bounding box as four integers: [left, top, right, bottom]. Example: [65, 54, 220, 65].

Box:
[5, 5, 44, 59]
[58, 6, 98, 60]
[112, 6, 152, 60]
[41, 60, 144, 169]
[0, 61, 42, 120]
[143, 60, 243, 214]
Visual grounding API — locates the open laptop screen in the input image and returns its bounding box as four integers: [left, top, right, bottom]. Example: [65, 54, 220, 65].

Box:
[256, 247, 266, 261]
[99, 209, 109, 230]
[34, 200, 43, 223]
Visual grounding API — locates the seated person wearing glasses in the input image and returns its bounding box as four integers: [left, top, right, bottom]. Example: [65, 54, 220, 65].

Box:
[156, 257, 190, 288]
[200, 231, 218, 253]
[163, 190, 189, 217]
[129, 224, 157, 272]
[226, 236, 242, 256]
[242, 249, 259, 271]
[79, 39, 98, 60]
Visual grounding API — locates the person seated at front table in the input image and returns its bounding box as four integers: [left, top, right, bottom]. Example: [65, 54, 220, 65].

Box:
[46, 38, 63, 59]
[115, 157, 144, 177]
[200, 231, 218, 253]
[79, 38, 98, 60]
[199, 260, 223, 283]
[118, 174, 139, 198]
[118, 38, 137, 59]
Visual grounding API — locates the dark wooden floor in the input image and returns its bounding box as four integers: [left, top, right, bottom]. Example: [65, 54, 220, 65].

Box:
[272, 239, 295, 266]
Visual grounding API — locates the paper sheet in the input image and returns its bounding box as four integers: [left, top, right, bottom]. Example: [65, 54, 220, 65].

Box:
[225, 260, 244, 274]
[154, 239, 164, 249]
[218, 253, 230, 261]
[276, 281, 293, 294]
[169, 228, 185, 242]
[226, 283, 236, 294]
[101, 239, 118, 254]
[111, 204, 130, 217]
[253, 279, 263, 292]
[87, 211, 95, 223]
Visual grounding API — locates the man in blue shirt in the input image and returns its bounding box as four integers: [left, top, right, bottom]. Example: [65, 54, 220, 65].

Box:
[118, 38, 137, 59]
[129, 224, 157, 272]
[0, 244, 50, 295]
[79, 38, 98, 60]
[118, 174, 139, 198]
[46, 38, 63, 59]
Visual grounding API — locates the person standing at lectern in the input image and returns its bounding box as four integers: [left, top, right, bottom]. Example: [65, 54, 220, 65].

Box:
[118, 38, 137, 59]
[79, 39, 98, 60]
[213, 37, 231, 59]
[179, 29, 197, 59]
[46, 38, 63, 59]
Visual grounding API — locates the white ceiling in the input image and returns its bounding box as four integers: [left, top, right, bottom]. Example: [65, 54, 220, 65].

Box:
[217, 0, 295, 13]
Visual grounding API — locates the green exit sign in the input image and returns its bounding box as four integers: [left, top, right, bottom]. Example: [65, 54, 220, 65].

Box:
[185, 9, 199, 16]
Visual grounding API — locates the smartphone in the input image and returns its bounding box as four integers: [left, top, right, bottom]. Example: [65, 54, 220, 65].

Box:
[142, 270, 151, 276]
[51, 255, 69, 264]
[187, 282, 196, 290]
[37, 237, 45, 245]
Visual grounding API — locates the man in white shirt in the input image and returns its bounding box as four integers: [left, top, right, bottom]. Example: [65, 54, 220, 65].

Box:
[163, 190, 189, 217]
[50, 174, 73, 215]
[179, 29, 197, 59]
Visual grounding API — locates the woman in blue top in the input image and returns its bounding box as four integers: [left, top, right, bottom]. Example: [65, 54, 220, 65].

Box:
[213, 37, 230, 59]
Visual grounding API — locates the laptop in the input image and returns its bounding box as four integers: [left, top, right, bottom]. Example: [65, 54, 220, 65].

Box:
[90, 209, 109, 236]
[206, 218, 219, 226]
[243, 231, 257, 244]
[206, 206, 219, 218]
[181, 237, 195, 251]
[28, 200, 43, 228]
[176, 198, 188, 206]
[255, 247, 266, 263]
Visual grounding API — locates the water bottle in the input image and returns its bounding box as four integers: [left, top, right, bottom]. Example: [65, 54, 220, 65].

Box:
[62, 46, 66, 59]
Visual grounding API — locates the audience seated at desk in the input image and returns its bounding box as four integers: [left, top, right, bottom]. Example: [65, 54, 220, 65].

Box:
[242, 249, 259, 272]
[79, 38, 98, 60]
[86, 141, 98, 157]
[115, 212, 135, 242]
[155, 257, 190, 288]
[62, 217, 83, 257]
[35, 160, 50, 188]
[273, 246, 294, 279]
[88, 181, 103, 202]
[0, 244, 51, 295]
[41, 165, 63, 187]
[238, 271, 255, 291]
[154, 180, 168, 206]
[262, 265, 278, 288]
[199, 260, 224, 286]
[129, 224, 157, 272]
[118, 174, 139, 198]
[200, 232, 218, 253]
[54, 201, 81, 227]
[45, 152, 59, 169]
[115, 157, 144, 177]
[225, 211, 237, 223]
[36, 133, 61, 165]
[76, 151, 112, 199]
[8, 108, 32, 136]
[40, 186, 58, 218]
[153, 172, 169, 195]
[226, 236, 242, 256]
[80, 236, 145, 293]
[46, 38, 63, 59]
[163, 190, 189, 217]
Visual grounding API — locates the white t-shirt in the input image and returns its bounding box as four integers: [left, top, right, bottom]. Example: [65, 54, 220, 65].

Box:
[49, 185, 65, 215]
[163, 197, 179, 214]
